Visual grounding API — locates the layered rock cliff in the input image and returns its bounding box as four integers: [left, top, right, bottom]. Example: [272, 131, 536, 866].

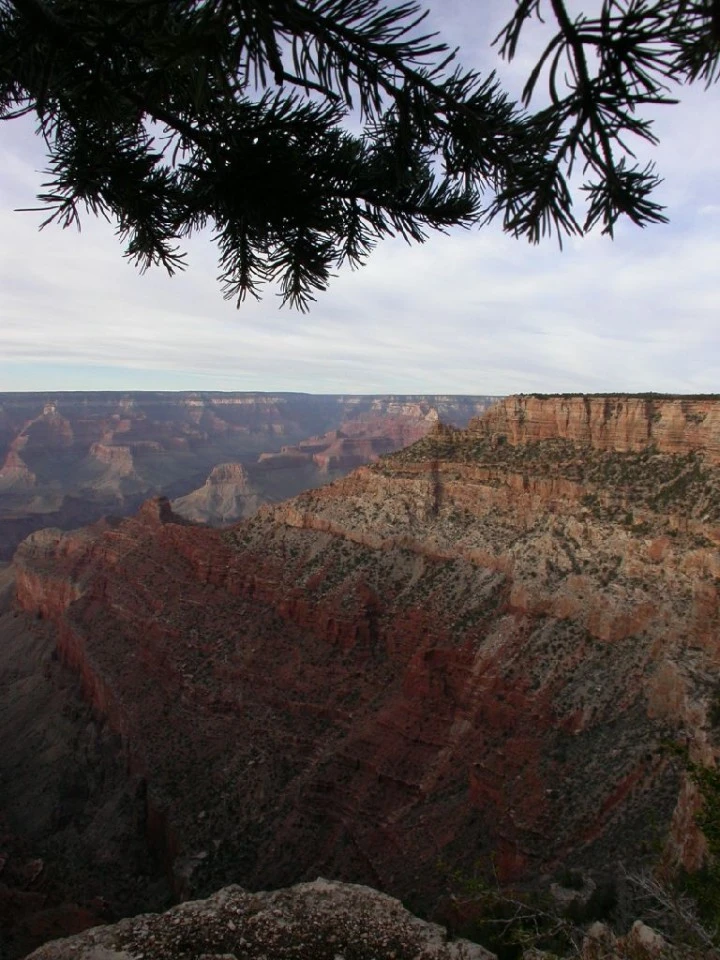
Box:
[0, 392, 496, 558]
[472, 394, 720, 461]
[268, 402, 442, 473]
[9, 395, 720, 940]
[171, 402, 468, 525]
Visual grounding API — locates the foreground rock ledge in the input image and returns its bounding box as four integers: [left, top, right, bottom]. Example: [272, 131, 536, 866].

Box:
[25, 879, 494, 960]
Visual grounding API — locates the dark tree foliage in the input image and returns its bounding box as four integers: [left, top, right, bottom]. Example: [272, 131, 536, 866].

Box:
[1, 0, 718, 309]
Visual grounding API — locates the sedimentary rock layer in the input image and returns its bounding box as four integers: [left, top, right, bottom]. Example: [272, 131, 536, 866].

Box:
[171, 463, 265, 524]
[472, 394, 720, 461]
[11, 396, 720, 913]
[0, 393, 496, 558]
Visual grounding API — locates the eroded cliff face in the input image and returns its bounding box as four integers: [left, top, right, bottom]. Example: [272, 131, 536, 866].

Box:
[472, 395, 720, 461]
[169, 404, 459, 526]
[10, 396, 720, 916]
[255, 404, 442, 476]
[171, 463, 266, 524]
[0, 392, 497, 559]
[0, 563, 172, 960]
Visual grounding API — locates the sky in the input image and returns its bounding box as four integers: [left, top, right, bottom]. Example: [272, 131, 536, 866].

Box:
[1, 1, 719, 396]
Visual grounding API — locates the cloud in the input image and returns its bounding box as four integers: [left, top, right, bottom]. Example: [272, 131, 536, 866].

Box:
[1, 2, 719, 395]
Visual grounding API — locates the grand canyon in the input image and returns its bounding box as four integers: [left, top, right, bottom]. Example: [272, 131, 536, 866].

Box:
[2, 394, 720, 959]
[0, 392, 496, 560]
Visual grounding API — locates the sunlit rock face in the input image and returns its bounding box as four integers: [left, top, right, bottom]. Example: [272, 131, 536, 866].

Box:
[171, 463, 265, 525]
[9, 395, 720, 935]
[471, 394, 720, 461]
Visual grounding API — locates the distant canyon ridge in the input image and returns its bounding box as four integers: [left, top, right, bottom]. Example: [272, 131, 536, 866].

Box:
[0, 392, 498, 559]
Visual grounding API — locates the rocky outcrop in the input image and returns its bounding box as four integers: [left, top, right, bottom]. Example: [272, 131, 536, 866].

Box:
[0, 449, 36, 490]
[580, 919, 701, 959]
[172, 463, 266, 525]
[25, 880, 494, 960]
[88, 443, 136, 476]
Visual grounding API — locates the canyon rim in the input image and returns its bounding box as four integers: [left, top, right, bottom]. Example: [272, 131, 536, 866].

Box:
[2, 393, 720, 959]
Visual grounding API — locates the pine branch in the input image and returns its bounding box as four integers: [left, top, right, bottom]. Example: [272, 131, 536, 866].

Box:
[2, 0, 718, 306]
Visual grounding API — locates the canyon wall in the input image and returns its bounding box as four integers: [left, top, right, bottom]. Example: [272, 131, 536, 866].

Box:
[171, 402, 450, 524]
[0, 563, 172, 960]
[7, 395, 720, 946]
[471, 394, 720, 461]
[0, 393, 497, 557]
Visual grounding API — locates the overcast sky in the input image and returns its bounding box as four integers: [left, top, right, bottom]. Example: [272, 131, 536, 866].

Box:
[1, 1, 719, 396]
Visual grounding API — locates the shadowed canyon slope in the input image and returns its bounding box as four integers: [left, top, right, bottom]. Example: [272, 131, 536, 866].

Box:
[0, 562, 174, 960]
[0, 393, 496, 558]
[5, 395, 720, 955]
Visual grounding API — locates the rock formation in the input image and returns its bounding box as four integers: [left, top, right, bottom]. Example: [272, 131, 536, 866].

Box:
[474, 394, 720, 461]
[85, 443, 141, 498]
[0, 393, 496, 558]
[19, 405, 75, 453]
[170, 402, 483, 527]
[260, 401, 441, 475]
[0, 563, 171, 960]
[0, 448, 36, 491]
[172, 463, 265, 525]
[6, 394, 720, 956]
[25, 879, 493, 959]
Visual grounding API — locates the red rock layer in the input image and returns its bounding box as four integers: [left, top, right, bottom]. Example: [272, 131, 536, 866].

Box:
[257, 408, 441, 474]
[11, 396, 720, 906]
[471, 395, 720, 461]
[0, 393, 496, 559]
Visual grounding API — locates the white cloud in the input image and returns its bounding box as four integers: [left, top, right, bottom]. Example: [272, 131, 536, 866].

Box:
[1, 2, 719, 394]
